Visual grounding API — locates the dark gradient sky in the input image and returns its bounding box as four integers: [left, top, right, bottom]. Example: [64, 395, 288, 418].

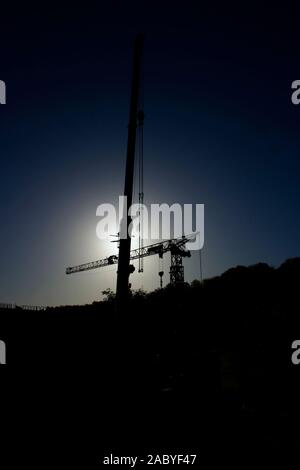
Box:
[0, 4, 299, 305]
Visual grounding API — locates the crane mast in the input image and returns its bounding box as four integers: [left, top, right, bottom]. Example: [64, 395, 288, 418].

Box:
[116, 34, 144, 307]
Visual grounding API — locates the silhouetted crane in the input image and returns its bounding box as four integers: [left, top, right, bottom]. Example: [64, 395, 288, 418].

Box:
[116, 33, 144, 306]
[65, 36, 199, 298]
[66, 234, 194, 286]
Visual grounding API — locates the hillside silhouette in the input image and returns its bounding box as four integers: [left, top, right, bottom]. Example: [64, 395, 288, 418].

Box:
[1, 258, 300, 462]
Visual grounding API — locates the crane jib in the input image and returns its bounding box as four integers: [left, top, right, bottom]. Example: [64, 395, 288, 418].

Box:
[65, 234, 196, 275]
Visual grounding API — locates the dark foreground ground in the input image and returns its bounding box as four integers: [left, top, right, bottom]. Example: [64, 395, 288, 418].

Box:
[1, 258, 300, 466]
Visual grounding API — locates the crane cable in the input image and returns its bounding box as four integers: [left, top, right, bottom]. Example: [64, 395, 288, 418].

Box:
[137, 108, 144, 272]
[199, 248, 203, 282]
[159, 254, 164, 288]
[136, 57, 144, 273]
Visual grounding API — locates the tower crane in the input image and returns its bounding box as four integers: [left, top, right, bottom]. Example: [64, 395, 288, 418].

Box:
[65, 37, 201, 298]
[66, 234, 195, 287]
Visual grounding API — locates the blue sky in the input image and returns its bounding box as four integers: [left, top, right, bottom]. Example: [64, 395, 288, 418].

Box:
[0, 4, 299, 305]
